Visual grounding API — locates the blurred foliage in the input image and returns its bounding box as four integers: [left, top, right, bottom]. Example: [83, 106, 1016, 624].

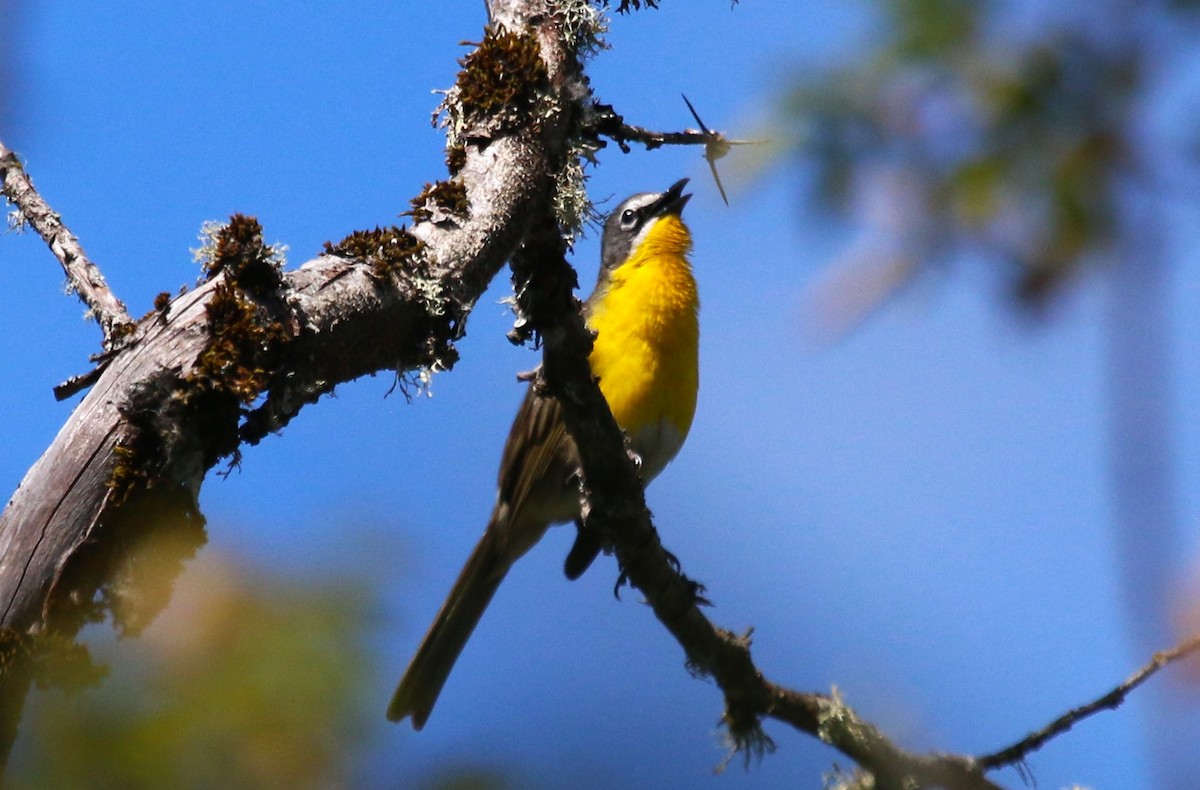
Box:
[6, 538, 514, 790]
[7, 549, 378, 790]
[783, 0, 1200, 310]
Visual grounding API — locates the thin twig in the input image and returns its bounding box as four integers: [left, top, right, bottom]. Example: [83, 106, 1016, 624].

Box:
[681, 93, 731, 206]
[979, 633, 1200, 769]
[0, 140, 133, 348]
[595, 102, 761, 151]
[52, 365, 109, 402]
[591, 98, 764, 206]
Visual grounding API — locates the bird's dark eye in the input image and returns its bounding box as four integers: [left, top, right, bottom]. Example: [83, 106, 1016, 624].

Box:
[620, 208, 638, 228]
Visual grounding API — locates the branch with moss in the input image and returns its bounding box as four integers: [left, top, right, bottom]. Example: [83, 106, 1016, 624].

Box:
[0, 2, 1180, 787]
[0, 0, 578, 767]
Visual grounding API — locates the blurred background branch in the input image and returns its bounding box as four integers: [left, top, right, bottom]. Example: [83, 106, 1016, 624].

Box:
[780, 0, 1200, 784]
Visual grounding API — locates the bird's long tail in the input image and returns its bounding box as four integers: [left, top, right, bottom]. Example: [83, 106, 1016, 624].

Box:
[388, 527, 508, 729]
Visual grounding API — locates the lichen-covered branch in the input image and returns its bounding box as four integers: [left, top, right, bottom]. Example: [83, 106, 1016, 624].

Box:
[0, 141, 134, 348]
[512, 186, 1199, 783]
[0, 0, 578, 768]
[509, 207, 1001, 790]
[0, 2, 1161, 787]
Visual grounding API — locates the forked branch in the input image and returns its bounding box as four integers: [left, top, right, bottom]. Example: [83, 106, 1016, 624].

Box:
[0, 1, 1185, 786]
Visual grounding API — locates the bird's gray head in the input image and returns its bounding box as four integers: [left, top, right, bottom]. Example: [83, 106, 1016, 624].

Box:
[598, 178, 692, 282]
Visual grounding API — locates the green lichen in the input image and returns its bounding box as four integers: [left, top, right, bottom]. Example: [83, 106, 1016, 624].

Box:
[553, 0, 608, 56]
[6, 206, 28, 233]
[553, 153, 594, 241]
[553, 77, 605, 240]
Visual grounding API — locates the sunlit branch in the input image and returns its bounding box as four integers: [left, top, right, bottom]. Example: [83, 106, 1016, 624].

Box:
[0, 140, 133, 348]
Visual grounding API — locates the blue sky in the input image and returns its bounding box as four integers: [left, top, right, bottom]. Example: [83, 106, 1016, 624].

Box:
[3, 2, 1200, 788]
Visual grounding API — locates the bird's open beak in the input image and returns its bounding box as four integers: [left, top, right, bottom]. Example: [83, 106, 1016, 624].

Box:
[655, 178, 692, 217]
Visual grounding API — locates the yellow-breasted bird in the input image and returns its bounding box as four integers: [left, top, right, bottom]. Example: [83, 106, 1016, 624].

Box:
[388, 178, 699, 729]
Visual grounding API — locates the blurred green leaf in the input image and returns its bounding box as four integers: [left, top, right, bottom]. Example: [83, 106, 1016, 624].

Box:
[9, 551, 375, 790]
[779, 0, 1184, 312]
[886, 0, 983, 59]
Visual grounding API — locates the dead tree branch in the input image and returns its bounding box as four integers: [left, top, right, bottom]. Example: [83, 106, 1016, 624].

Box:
[0, 141, 134, 348]
[0, 0, 573, 766]
[590, 96, 763, 205]
[0, 2, 1177, 787]
[591, 98, 757, 153]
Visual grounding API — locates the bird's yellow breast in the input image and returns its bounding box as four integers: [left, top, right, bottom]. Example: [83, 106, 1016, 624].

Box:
[586, 215, 699, 480]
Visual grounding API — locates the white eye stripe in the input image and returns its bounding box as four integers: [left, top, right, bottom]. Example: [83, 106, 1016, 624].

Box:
[600, 189, 673, 276]
[615, 192, 663, 232]
[622, 194, 660, 213]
